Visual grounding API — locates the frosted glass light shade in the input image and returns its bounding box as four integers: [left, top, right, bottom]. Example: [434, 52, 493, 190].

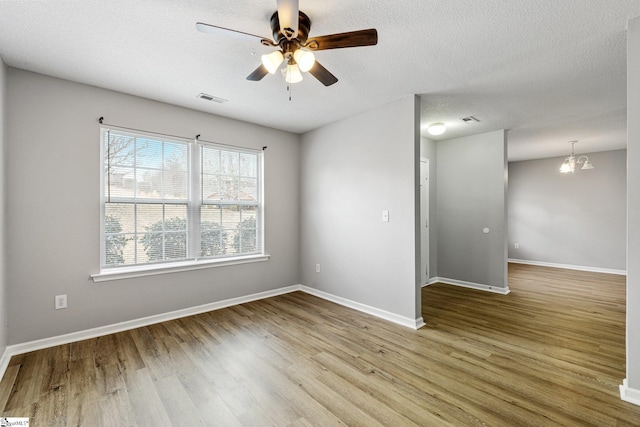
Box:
[559, 155, 576, 173]
[559, 161, 572, 173]
[285, 63, 303, 83]
[427, 122, 446, 136]
[293, 49, 316, 72]
[262, 51, 284, 74]
[581, 160, 594, 170]
[577, 155, 594, 170]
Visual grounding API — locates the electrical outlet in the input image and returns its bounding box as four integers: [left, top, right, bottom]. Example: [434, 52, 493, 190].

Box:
[55, 294, 67, 310]
[316, 264, 321, 273]
[514, 243, 520, 249]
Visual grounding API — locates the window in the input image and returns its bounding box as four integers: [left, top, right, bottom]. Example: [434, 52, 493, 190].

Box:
[101, 127, 263, 271]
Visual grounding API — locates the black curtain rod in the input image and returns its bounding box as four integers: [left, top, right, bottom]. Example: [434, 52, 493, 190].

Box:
[97, 117, 266, 151]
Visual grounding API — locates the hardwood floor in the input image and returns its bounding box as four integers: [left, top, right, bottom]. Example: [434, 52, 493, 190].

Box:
[1, 263, 639, 426]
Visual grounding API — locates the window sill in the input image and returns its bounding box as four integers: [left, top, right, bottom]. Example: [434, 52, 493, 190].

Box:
[91, 254, 270, 283]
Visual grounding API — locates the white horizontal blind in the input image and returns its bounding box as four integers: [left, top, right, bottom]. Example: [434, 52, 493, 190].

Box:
[101, 127, 262, 270]
[199, 144, 261, 258]
[103, 128, 190, 267]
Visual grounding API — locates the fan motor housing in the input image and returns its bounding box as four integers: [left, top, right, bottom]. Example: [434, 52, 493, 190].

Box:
[270, 11, 311, 44]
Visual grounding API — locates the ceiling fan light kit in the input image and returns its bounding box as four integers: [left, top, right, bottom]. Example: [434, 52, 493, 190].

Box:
[197, 0, 378, 89]
[262, 50, 284, 74]
[284, 63, 303, 83]
[293, 48, 315, 72]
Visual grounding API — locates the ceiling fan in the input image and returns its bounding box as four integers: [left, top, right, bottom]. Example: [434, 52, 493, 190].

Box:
[196, 0, 378, 87]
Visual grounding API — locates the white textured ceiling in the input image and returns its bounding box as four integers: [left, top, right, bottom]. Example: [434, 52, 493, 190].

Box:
[0, 0, 638, 161]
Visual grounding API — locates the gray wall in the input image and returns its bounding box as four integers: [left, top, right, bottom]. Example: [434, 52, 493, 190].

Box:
[420, 136, 437, 279]
[0, 59, 6, 355]
[300, 96, 421, 322]
[627, 15, 640, 396]
[436, 130, 508, 289]
[508, 150, 626, 271]
[6, 69, 301, 344]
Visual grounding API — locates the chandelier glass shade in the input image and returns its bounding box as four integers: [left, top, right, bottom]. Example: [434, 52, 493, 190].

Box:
[559, 141, 594, 173]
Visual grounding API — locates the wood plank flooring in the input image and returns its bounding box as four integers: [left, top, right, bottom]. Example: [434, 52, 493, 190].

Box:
[1, 263, 640, 426]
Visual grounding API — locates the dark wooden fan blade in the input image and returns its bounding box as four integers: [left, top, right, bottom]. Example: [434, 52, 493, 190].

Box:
[196, 22, 268, 41]
[246, 64, 269, 81]
[306, 29, 378, 51]
[308, 61, 338, 86]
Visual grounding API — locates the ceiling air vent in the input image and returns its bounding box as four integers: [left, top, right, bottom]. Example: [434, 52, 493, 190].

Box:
[197, 93, 228, 103]
[461, 115, 480, 123]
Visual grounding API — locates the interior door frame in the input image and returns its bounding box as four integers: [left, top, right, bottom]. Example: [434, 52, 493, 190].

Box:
[420, 157, 429, 286]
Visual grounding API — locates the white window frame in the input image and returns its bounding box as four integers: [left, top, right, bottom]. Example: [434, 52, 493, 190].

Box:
[92, 126, 268, 283]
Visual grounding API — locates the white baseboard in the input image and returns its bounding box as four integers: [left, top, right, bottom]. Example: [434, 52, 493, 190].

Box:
[4, 285, 301, 361]
[300, 286, 426, 330]
[0, 346, 10, 382]
[430, 277, 510, 295]
[0, 284, 424, 382]
[508, 258, 626, 276]
[620, 379, 640, 406]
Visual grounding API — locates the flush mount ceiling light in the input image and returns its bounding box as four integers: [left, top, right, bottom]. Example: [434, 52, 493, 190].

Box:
[559, 140, 594, 173]
[427, 122, 447, 136]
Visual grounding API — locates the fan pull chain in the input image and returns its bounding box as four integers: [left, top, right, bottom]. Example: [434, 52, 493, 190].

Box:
[287, 83, 292, 101]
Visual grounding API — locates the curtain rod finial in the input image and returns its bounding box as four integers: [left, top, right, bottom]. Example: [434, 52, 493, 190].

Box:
[98, 116, 104, 124]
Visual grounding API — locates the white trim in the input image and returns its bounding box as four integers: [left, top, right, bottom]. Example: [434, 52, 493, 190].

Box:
[91, 254, 270, 282]
[300, 286, 426, 330]
[0, 284, 425, 381]
[620, 379, 640, 406]
[0, 347, 11, 382]
[508, 258, 626, 276]
[4, 284, 298, 358]
[100, 127, 264, 279]
[422, 278, 438, 287]
[430, 277, 511, 295]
